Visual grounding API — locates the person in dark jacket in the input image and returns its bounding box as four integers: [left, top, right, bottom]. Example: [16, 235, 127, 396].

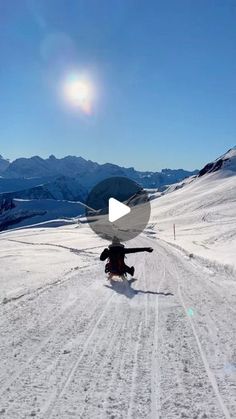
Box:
[100, 237, 153, 276]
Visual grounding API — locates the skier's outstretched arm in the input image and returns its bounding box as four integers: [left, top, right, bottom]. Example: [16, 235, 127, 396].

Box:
[124, 247, 153, 254]
[100, 248, 110, 261]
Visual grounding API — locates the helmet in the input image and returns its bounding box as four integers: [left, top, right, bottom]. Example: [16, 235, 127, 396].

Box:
[108, 236, 124, 248]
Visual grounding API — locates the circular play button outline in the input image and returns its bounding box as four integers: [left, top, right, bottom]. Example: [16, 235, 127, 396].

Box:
[85, 176, 151, 242]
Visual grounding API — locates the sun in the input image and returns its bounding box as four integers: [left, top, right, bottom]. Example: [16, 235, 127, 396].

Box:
[63, 73, 94, 114]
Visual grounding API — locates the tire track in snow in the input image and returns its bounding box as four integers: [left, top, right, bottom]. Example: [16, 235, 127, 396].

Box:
[0, 272, 106, 399]
[174, 262, 232, 419]
[42, 310, 120, 418]
[2, 286, 115, 418]
[99, 314, 131, 418]
[136, 236, 168, 419]
[5, 238, 99, 257]
[141, 259, 149, 328]
[45, 292, 115, 418]
[3, 232, 234, 418]
[150, 257, 166, 419]
[135, 235, 170, 419]
[99, 301, 147, 419]
[142, 236, 233, 418]
[94, 247, 158, 419]
[126, 321, 143, 419]
[79, 308, 130, 419]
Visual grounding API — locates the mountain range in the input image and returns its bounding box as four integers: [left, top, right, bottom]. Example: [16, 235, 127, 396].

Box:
[0, 154, 198, 231]
[161, 146, 236, 196]
[1, 147, 235, 232]
[0, 155, 10, 173]
[0, 154, 198, 193]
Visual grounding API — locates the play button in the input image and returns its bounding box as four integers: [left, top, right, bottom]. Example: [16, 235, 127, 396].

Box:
[85, 176, 151, 242]
[108, 198, 131, 222]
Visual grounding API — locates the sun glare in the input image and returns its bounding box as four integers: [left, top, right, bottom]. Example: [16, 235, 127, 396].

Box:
[63, 73, 94, 114]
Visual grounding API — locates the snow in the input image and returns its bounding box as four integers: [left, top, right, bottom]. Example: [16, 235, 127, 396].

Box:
[0, 224, 235, 418]
[0, 150, 236, 418]
[0, 176, 87, 202]
[0, 198, 88, 231]
[0, 225, 103, 300]
[0, 177, 52, 194]
[150, 169, 236, 271]
[216, 146, 236, 169]
[198, 146, 236, 177]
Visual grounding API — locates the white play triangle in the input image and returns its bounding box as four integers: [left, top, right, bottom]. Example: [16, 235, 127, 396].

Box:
[108, 197, 131, 223]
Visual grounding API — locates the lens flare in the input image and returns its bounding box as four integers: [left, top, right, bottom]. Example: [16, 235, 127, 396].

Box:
[187, 308, 194, 317]
[63, 73, 94, 114]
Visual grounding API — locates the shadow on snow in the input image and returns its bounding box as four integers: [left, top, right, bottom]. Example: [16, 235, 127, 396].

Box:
[104, 278, 173, 299]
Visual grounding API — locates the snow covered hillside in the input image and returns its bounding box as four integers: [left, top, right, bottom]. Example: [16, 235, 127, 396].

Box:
[0, 176, 87, 202]
[198, 146, 236, 176]
[0, 177, 54, 194]
[0, 224, 235, 418]
[150, 147, 236, 270]
[0, 177, 90, 231]
[0, 147, 236, 418]
[0, 199, 88, 231]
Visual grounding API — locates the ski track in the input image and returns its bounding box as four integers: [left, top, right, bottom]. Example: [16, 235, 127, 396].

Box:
[150, 259, 165, 419]
[158, 241, 235, 419]
[0, 270, 101, 394]
[177, 283, 231, 419]
[0, 235, 235, 418]
[45, 292, 115, 418]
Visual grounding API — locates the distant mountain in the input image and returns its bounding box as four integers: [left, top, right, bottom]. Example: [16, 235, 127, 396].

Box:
[0, 155, 10, 174]
[162, 146, 236, 196]
[2, 155, 96, 179]
[198, 146, 236, 177]
[0, 198, 88, 231]
[0, 154, 198, 191]
[0, 154, 198, 231]
[0, 176, 87, 203]
[2, 147, 235, 232]
[0, 177, 53, 194]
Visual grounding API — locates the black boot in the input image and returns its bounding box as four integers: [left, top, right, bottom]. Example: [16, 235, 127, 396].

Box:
[130, 266, 135, 276]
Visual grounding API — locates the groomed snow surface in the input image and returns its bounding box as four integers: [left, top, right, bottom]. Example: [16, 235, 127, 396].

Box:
[0, 223, 236, 419]
[1, 162, 236, 418]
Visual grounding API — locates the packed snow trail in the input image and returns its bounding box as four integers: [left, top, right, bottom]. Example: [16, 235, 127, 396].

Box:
[0, 230, 236, 419]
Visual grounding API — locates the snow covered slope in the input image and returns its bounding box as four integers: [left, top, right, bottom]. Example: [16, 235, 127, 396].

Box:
[0, 199, 88, 231]
[198, 146, 236, 176]
[0, 148, 235, 418]
[0, 177, 53, 194]
[0, 224, 235, 418]
[0, 176, 90, 231]
[150, 147, 236, 270]
[0, 176, 87, 202]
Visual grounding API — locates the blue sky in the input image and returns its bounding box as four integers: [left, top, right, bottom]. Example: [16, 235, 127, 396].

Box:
[0, 0, 235, 171]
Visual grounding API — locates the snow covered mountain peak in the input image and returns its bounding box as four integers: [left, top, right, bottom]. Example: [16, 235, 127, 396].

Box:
[220, 146, 236, 159]
[198, 146, 236, 177]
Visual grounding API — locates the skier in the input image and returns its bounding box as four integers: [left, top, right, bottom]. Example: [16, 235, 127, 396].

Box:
[100, 237, 153, 277]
